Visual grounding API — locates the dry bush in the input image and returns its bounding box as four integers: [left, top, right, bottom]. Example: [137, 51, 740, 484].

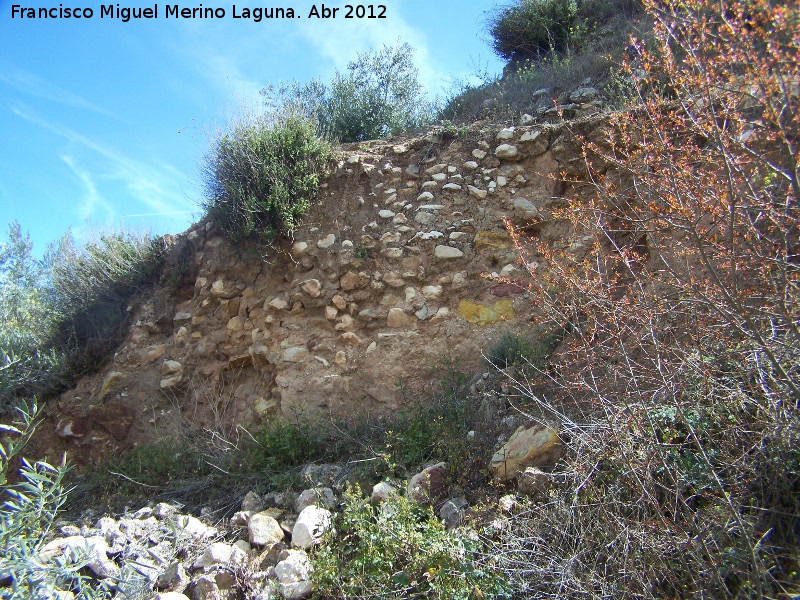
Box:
[498, 0, 800, 596]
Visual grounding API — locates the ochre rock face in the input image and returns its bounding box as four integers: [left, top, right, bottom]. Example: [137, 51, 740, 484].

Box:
[490, 423, 564, 482]
[33, 119, 608, 466]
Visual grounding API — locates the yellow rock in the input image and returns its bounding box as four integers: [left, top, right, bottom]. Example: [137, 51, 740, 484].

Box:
[99, 371, 124, 398]
[474, 231, 513, 253]
[457, 299, 514, 325]
[490, 424, 563, 481]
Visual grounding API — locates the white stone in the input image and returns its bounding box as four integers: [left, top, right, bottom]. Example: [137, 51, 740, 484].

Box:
[295, 487, 336, 513]
[292, 242, 309, 257]
[435, 246, 464, 259]
[417, 191, 435, 202]
[520, 129, 541, 143]
[418, 204, 445, 211]
[472, 149, 487, 159]
[463, 160, 479, 170]
[269, 298, 289, 310]
[467, 185, 487, 199]
[432, 172, 447, 183]
[495, 144, 520, 159]
[174, 515, 216, 541]
[282, 347, 307, 363]
[379, 210, 395, 219]
[497, 127, 516, 140]
[442, 183, 462, 192]
[275, 549, 313, 583]
[292, 506, 332, 549]
[422, 285, 443, 299]
[369, 481, 397, 504]
[249, 512, 286, 547]
[300, 279, 322, 298]
[317, 234, 336, 249]
[449, 232, 467, 240]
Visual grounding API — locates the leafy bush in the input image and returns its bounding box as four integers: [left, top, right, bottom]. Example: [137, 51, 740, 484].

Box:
[498, 0, 800, 595]
[1, 402, 108, 597]
[0, 225, 161, 411]
[312, 487, 512, 599]
[262, 41, 438, 142]
[202, 114, 332, 241]
[488, 0, 578, 61]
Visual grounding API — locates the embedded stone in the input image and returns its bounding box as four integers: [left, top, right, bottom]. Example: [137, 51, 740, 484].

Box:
[300, 279, 322, 298]
[340, 271, 369, 291]
[417, 191, 435, 202]
[457, 299, 514, 325]
[340, 332, 362, 346]
[467, 185, 487, 199]
[269, 298, 289, 310]
[379, 210, 395, 219]
[292, 242, 309, 257]
[383, 272, 405, 288]
[99, 371, 124, 398]
[387, 308, 413, 328]
[282, 347, 307, 363]
[496, 127, 515, 140]
[474, 231, 513, 252]
[317, 234, 336, 249]
[442, 183, 462, 192]
[434, 246, 464, 260]
[211, 280, 241, 299]
[422, 285, 442, 299]
[495, 144, 520, 160]
[513, 197, 538, 219]
[472, 149, 487, 159]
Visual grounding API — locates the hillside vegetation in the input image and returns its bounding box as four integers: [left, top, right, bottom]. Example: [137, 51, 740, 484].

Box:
[1, 0, 798, 598]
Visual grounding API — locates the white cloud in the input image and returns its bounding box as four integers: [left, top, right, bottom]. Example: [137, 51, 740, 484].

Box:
[0, 65, 121, 119]
[60, 154, 114, 222]
[11, 107, 196, 225]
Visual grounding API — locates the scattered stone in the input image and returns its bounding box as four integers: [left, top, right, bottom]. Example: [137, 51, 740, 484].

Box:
[383, 272, 405, 288]
[241, 491, 265, 513]
[275, 550, 314, 599]
[249, 513, 286, 547]
[211, 280, 241, 299]
[463, 160, 479, 170]
[295, 488, 336, 513]
[407, 462, 449, 506]
[472, 149, 487, 159]
[439, 498, 469, 530]
[292, 506, 332, 549]
[431, 173, 447, 183]
[520, 113, 535, 124]
[174, 515, 216, 541]
[422, 285, 442, 299]
[517, 466, 553, 497]
[490, 423, 563, 481]
[442, 183, 462, 192]
[192, 542, 246, 571]
[269, 298, 289, 311]
[339, 333, 362, 346]
[417, 191, 435, 202]
[282, 347, 307, 363]
[291, 242, 308, 257]
[570, 86, 599, 103]
[369, 481, 397, 504]
[379, 210, 395, 219]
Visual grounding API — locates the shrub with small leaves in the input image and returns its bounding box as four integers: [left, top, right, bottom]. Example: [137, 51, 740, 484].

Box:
[202, 114, 332, 241]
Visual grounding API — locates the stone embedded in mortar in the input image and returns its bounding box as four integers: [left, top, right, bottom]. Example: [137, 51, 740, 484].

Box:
[434, 245, 464, 260]
[379, 209, 395, 219]
[457, 299, 514, 326]
[513, 197, 539, 219]
[211, 280, 241, 299]
[474, 231, 513, 252]
[300, 279, 322, 298]
[292, 241, 308, 257]
[496, 127, 515, 140]
[472, 149, 487, 159]
[317, 234, 336, 249]
[490, 423, 563, 481]
[442, 183, 462, 192]
[382, 272, 405, 288]
[495, 144, 520, 160]
[340, 271, 370, 291]
[468, 185, 487, 199]
[282, 347, 307, 363]
[417, 191, 435, 202]
[387, 308, 413, 328]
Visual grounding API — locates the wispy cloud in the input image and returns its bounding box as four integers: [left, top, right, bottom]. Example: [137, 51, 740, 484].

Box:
[61, 154, 114, 221]
[11, 106, 196, 224]
[0, 65, 121, 119]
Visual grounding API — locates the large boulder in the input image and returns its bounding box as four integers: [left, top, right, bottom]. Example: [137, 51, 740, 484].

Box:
[490, 423, 563, 481]
[292, 506, 332, 549]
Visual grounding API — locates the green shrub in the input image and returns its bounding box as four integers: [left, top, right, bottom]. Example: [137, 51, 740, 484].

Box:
[488, 0, 578, 62]
[0, 225, 161, 411]
[486, 326, 564, 372]
[202, 114, 332, 241]
[312, 487, 512, 599]
[262, 41, 438, 143]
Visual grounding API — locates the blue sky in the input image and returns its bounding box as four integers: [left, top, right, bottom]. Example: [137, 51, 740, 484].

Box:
[0, 0, 505, 254]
